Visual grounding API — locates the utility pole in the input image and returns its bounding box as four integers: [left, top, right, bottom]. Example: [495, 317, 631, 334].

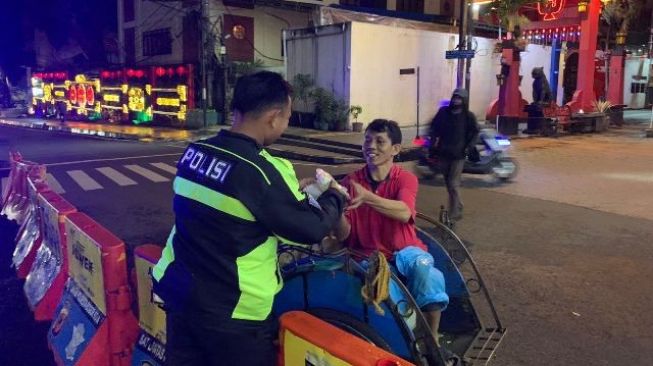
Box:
[456, 0, 468, 88]
[200, 0, 209, 127]
[464, 1, 473, 93]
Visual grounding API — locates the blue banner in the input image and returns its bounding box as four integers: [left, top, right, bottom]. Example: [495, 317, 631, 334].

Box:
[131, 331, 166, 366]
[48, 280, 106, 366]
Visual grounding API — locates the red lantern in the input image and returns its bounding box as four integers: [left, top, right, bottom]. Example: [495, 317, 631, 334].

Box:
[101, 71, 110, 79]
[135, 69, 145, 78]
[77, 84, 86, 105]
[176, 66, 186, 76]
[127, 69, 135, 78]
[86, 85, 95, 105]
[155, 67, 166, 77]
[69, 86, 77, 104]
[167, 68, 174, 77]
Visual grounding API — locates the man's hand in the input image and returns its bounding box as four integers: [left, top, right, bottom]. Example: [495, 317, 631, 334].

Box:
[347, 181, 370, 210]
[329, 179, 350, 200]
[299, 177, 316, 190]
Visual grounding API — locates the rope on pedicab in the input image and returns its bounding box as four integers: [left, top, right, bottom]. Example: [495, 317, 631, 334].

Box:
[361, 250, 390, 315]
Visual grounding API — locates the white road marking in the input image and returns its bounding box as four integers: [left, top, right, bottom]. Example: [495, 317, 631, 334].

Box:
[603, 173, 653, 183]
[43, 153, 183, 167]
[124, 165, 169, 183]
[96, 167, 137, 186]
[150, 162, 177, 175]
[46, 173, 66, 194]
[67, 170, 103, 191]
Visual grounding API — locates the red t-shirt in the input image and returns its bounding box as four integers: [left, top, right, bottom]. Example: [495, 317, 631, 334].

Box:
[342, 165, 426, 259]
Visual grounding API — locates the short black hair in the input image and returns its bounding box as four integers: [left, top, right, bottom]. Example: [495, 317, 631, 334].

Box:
[231, 71, 293, 116]
[365, 119, 402, 145]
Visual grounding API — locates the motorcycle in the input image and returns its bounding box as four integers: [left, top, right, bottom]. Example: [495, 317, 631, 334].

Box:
[415, 128, 518, 182]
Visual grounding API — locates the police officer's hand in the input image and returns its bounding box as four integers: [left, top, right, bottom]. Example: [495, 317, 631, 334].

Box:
[299, 177, 316, 190]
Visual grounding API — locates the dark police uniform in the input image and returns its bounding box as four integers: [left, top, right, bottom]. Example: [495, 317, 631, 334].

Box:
[152, 130, 346, 366]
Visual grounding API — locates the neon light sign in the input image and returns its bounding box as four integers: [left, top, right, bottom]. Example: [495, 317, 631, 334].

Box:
[537, 0, 565, 21]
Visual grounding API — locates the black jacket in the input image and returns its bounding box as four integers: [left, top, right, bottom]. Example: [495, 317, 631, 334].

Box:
[429, 106, 479, 160]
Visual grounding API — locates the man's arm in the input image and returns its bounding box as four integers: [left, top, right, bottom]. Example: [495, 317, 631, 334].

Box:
[349, 182, 412, 223]
[255, 183, 347, 246]
[333, 214, 351, 242]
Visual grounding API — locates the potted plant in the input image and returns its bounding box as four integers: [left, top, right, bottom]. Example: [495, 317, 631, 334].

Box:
[309, 87, 350, 131]
[349, 105, 363, 132]
[290, 74, 316, 128]
[310, 87, 336, 131]
[334, 99, 350, 131]
[592, 99, 614, 132]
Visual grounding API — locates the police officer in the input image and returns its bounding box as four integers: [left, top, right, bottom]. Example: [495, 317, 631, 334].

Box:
[152, 71, 347, 366]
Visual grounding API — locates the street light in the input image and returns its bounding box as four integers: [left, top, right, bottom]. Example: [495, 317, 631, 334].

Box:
[577, 0, 588, 13]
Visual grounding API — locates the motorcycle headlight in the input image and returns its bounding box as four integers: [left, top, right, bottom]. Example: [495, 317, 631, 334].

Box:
[496, 138, 511, 146]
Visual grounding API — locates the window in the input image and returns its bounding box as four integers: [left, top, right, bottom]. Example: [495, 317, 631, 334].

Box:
[396, 0, 423, 13]
[124, 0, 134, 22]
[143, 28, 173, 56]
[125, 27, 135, 64]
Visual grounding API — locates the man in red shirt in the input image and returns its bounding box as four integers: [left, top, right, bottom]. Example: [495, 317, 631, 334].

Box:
[334, 119, 449, 344]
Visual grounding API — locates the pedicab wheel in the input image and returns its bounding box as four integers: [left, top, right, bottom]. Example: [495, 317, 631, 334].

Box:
[307, 308, 393, 352]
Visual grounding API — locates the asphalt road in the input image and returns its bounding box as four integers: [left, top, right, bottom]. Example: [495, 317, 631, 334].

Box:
[1, 125, 653, 365]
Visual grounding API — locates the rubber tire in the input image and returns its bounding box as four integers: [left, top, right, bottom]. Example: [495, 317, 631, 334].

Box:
[495, 158, 518, 182]
[307, 308, 393, 352]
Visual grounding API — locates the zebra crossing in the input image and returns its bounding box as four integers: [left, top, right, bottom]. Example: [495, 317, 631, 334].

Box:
[41, 161, 179, 194]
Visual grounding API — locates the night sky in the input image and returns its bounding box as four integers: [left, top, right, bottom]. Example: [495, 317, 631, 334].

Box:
[0, 0, 117, 82]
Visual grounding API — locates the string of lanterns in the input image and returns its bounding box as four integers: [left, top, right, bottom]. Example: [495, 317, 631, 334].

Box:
[523, 26, 582, 44]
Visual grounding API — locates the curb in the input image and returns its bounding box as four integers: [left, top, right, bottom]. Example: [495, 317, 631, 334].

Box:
[267, 147, 365, 165]
[0, 118, 367, 165]
[0, 118, 147, 142]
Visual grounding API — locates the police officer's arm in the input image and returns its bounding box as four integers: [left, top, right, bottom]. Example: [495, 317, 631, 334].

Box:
[255, 184, 347, 246]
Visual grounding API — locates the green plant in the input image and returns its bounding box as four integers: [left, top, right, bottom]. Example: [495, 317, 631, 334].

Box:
[310, 87, 349, 131]
[231, 59, 264, 79]
[349, 105, 363, 122]
[490, 0, 543, 33]
[592, 99, 614, 113]
[291, 74, 315, 112]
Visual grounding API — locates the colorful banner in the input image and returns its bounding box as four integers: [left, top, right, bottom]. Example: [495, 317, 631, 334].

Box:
[23, 195, 64, 306]
[134, 254, 166, 341]
[132, 331, 166, 365]
[284, 330, 351, 366]
[65, 217, 107, 316]
[49, 280, 106, 366]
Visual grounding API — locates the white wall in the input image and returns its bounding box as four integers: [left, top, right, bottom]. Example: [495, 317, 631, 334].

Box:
[519, 44, 553, 104]
[623, 56, 651, 109]
[348, 21, 499, 127]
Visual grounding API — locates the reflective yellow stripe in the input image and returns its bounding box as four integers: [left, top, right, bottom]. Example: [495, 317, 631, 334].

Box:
[232, 236, 281, 320]
[152, 226, 176, 281]
[260, 150, 305, 201]
[174, 177, 255, 221]
[195, 142, 271, 185]
[275, 233, 311, 248]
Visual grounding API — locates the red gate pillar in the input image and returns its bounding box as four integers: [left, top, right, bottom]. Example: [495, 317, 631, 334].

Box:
[577, 0, 601, 110]
[497, 47, 523, 117]
[607, 51, 625, 105]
